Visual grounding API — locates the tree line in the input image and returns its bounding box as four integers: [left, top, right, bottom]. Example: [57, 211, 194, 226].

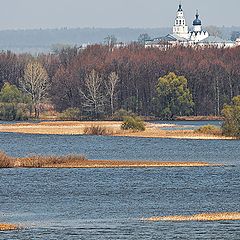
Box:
[0, 44, 240, 119]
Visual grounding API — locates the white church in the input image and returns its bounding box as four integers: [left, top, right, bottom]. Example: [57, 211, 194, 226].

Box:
[146, 4, 238, 48]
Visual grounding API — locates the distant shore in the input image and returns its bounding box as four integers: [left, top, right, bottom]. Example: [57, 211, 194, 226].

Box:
[0, 121, 234, 140]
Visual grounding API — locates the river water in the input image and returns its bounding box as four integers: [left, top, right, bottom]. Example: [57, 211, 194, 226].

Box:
[0, 122, 240, 239]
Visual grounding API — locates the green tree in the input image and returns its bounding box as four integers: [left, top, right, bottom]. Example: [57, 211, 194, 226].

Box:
[0, 82, 23, 103]
[0, 83, 29, 120]
[222, 96, 240, 137]
[155, 72, 194, 119]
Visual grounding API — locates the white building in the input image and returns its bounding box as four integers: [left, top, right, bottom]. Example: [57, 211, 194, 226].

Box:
[189, 11, 209, 42]
[146, 4, 236, 48]
[172, 4, 190, 39]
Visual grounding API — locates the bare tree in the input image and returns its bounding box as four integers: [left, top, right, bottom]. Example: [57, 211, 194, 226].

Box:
[20, 61, 50, 118]
[104, 35, 117, 47]
[79, 70, 105, 118]
[106, 72, 119, 115]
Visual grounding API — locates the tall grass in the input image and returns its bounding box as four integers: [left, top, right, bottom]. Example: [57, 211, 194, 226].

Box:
[19, 155, 85, 168]
[83, 125, 113, 135]
[194, 125, 222, 135]
[0, 152, 87, 168]
[0, 151, 14, 168]
[0, 223, 19, 231]
[145, 212, 240, 222]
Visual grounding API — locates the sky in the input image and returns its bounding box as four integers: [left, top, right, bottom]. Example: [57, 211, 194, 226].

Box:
[0, 0, 238, 30]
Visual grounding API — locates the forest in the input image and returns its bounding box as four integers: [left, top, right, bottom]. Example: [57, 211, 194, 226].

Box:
[0, 44, 240, 120]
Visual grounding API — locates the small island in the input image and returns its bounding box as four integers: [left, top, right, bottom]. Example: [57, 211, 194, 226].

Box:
[0, 151, 221, 169]
[0, 120, 235, 140]
[145, 212, 240, 222]
[0, 223, 18, 231]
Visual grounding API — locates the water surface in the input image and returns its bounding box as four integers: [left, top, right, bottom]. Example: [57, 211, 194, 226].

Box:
[0, 130, 239, 239]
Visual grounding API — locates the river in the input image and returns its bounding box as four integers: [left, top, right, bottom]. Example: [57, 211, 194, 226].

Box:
[0, 121, 239, 239]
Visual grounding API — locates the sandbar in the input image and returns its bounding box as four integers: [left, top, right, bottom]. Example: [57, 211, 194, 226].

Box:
[145, 212, 240, 222]
[0, 121, 234, 140]
[0, 223, 18, 231]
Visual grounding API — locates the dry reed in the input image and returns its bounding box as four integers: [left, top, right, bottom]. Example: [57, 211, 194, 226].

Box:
[194, 125, 222, 136]
[0, 151, 220, 168]
[0, 152, 87, 168]
[0, 223, 18, 231]
[0, 151, 15, 168]
[145, 212, 240, 222]
[0, 121, 234, 139]
[83, 125, 113, 135]
[16, 155, 87, 168]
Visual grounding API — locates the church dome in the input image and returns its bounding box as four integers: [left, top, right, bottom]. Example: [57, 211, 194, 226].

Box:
[193, 12, 202, 26]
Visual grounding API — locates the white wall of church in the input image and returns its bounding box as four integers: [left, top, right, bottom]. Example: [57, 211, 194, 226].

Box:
[190, 31, 209, 42]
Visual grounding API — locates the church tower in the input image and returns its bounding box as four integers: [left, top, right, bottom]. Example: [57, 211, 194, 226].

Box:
[190, 10, 209, 42]
[173, 4, 190, 39]
[193, 11, 202, 32]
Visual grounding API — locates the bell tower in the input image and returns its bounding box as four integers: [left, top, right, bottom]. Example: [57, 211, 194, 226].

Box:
[173, 3, 190, 39]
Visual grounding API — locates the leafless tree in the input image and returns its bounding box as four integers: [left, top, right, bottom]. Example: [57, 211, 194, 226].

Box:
[20, 61, 50, 118]
[79, 70, 105, 117]
[106, 72, 119, 115]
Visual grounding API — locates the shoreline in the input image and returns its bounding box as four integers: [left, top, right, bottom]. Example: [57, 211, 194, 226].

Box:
[0, 121, 235, 140]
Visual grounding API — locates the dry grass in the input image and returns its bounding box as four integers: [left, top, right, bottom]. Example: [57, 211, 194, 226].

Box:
[0, 151, 15, 168]
[0, 121, 234, 140]
[195, 125, 222, 136]
[145, 212, 240, 222]
[115, 128, 232, 140]
[0, 223, 18, 231]
[83, 125, 113, 135]
[0, 151, 220, 168]
[0, 121, 121, 135]
[14, 155, 87, 168]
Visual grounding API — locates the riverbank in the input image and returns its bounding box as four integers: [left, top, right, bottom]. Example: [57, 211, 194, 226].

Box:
[145, 212, 240, 222]
[0, 223, 18, 231]
[0, 152, 220, 168]
[0, 121, 234, 140]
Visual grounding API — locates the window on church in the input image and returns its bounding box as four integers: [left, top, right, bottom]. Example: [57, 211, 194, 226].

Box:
[179, 20, 181, 25]
[183, 20, 185, 25]
[176, 20, 178, 25]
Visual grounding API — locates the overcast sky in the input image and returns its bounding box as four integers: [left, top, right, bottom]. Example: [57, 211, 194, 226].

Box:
[0, 0, 238, 30]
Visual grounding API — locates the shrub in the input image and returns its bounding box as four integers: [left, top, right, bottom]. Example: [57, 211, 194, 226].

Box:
[121, 116, 145, 131]
[222, 96, 240, 137]
[195, 125, 221, 135]
[84, 125, 112, 135]
[0, 103, 28, 121]
[59, 108, 81, 120]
